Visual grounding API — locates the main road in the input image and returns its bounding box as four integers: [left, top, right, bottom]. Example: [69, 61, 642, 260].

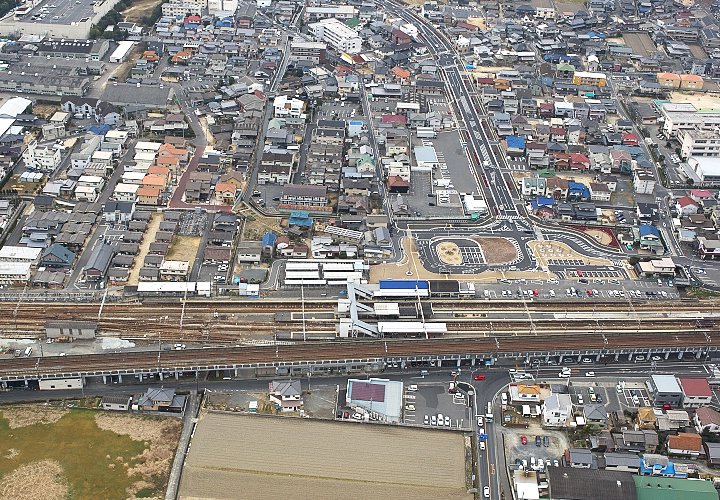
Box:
[383, 1, 518, 219]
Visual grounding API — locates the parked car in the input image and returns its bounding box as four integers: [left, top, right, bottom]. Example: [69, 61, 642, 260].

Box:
[535, 436, 542, 447]
[521, 435, 528, 445]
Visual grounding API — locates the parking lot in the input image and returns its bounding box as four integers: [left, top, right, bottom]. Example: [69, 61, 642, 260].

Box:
[403, 382, 471, 430]
[502, 421, 569, 472]
[178, 211, 208, 236]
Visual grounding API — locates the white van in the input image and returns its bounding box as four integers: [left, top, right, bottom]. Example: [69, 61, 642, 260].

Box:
[501, 392, 508, 405]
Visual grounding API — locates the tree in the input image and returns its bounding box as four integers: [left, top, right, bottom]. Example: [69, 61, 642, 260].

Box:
[686, 178, 695, 187]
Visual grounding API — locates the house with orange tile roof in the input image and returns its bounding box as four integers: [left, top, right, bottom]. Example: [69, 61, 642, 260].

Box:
[214, 182, 237, 204]
[147, 165, 170, 178]
[667, 432, 703, 458]
[171, 50, 193, 65]
[142, 174, 167, 189]
[137, 186, 161, 206]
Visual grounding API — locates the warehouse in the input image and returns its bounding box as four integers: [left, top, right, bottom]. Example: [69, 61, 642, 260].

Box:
[109, 41, 135, 63]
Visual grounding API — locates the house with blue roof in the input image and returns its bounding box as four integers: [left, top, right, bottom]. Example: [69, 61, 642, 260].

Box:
[288, 210, 313, 229]
[639, 454, 687, 478]
[261, 231, 277, 255]
[567, 181, 591, 201]
[639, 224, 664, 254]
[506, 135, 526, 155]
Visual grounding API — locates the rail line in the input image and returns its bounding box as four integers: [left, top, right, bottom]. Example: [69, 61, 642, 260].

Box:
[1, 330, 717, 379]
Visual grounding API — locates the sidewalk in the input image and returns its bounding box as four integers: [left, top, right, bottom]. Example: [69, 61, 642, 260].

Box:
[165, 391, 201, 500]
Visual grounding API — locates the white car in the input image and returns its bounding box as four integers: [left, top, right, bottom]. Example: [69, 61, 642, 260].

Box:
[444, 416, 451, 426]
[578, 395, 584, 404]
[437, 413, 444, 426]
[479, 441, 486, 450]
[431, 415, 437, 425]
[585, 371, 595, 377]
[549, 290, 556, 297]
[559, 372, 571, 378]
[477, 416, 484, 426]
[424, 415, 429, 425]
[484, 486, 490, 498]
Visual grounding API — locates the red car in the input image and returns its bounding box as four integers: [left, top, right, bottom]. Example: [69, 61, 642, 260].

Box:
[662, 403, 672, 410]
[521, 435, 528, 445]
[532, 289, 539, 296]
[473, 374, 486, 381]
[587, 289, 593, 296]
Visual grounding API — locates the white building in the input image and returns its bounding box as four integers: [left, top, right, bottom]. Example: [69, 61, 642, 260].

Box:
[680, 129, 720, 159]
[23, 141, 61, 172]
[413, 145, 439, 170]
[109, 41, 134, 63]
[308, 18, 362, 54]
[688, 156, 720, 184]
[659, 103, 720, 137]
[0, 246, 41, 263]
[633, 169, 656, 195]
[273, 95, 305, 118]
[74, 185, 98, 202]
[542, 394, 573, 427]
[208, 0, 237, 15]
[161, 0, 206, 17]
[304, 5, 356, 21]
[0, 261, 32, 285]
[289, 40, 327, 64]
[113, 183, 139, 202]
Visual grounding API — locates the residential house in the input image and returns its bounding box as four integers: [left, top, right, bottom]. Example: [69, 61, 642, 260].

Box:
[542, 393, 572, 427]
[137, 387, 186, 413]
[237, 241, 262, 263]
[268, 379, 303, 412]
[583, 404, 609, 428]
[667, 432, 703, 458]
[678, 378, 713, 408]
[695, 406, 720, 434]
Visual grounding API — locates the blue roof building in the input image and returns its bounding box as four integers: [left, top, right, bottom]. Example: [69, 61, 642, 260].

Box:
[507, 135, 526, 152]
[379, 279, 428, 290]
[567, 182, 591, 201]
[288, 210, 313, 228]
[261, 231, 277, 251]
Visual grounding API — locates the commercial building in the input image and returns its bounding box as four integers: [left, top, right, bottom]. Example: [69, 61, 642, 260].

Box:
[308, 19, 362, 54]
[346, 378, 403, 423]
[648, 374, 683, 408]
[1, 0, 121, 39]
[162, 0, 206, 17]
[109, 41, 135, 63]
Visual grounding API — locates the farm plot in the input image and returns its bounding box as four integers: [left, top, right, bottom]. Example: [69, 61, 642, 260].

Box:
[179, 412, 472, 499]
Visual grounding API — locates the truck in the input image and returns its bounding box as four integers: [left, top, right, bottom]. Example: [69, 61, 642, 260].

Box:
[416, 126, 437, 138]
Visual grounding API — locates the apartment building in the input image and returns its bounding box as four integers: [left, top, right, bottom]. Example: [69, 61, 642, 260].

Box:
[304, 5, 357, 22]
[308, 18, 362, 54]
[289, 40, 327, 64]
[162, 0, 206, 17]
[23, 141, 61, 172]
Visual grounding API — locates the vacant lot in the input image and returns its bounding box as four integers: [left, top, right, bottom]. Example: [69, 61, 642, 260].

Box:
[179, 412, 471, 499]
[622, 33, 659, 57]
[166, 235, 201, 262]
[122, 0, 163, 24]
[0, 406, 181, 500]
[474, 237, 518, 265]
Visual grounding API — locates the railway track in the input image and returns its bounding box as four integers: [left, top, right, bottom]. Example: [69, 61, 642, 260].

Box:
[1, 330, 717, 379]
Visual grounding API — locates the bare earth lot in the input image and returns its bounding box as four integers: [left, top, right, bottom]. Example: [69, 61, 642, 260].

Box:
[179, 412, 471, 500]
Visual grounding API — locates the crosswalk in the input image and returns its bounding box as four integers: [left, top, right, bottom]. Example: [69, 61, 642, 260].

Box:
[497, 214, 524, 221]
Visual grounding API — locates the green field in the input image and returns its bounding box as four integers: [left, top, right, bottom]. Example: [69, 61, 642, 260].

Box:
[0, 406, 176, 500]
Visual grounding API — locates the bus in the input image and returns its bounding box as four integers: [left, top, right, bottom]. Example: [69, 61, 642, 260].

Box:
[485, 401, 494, 422]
